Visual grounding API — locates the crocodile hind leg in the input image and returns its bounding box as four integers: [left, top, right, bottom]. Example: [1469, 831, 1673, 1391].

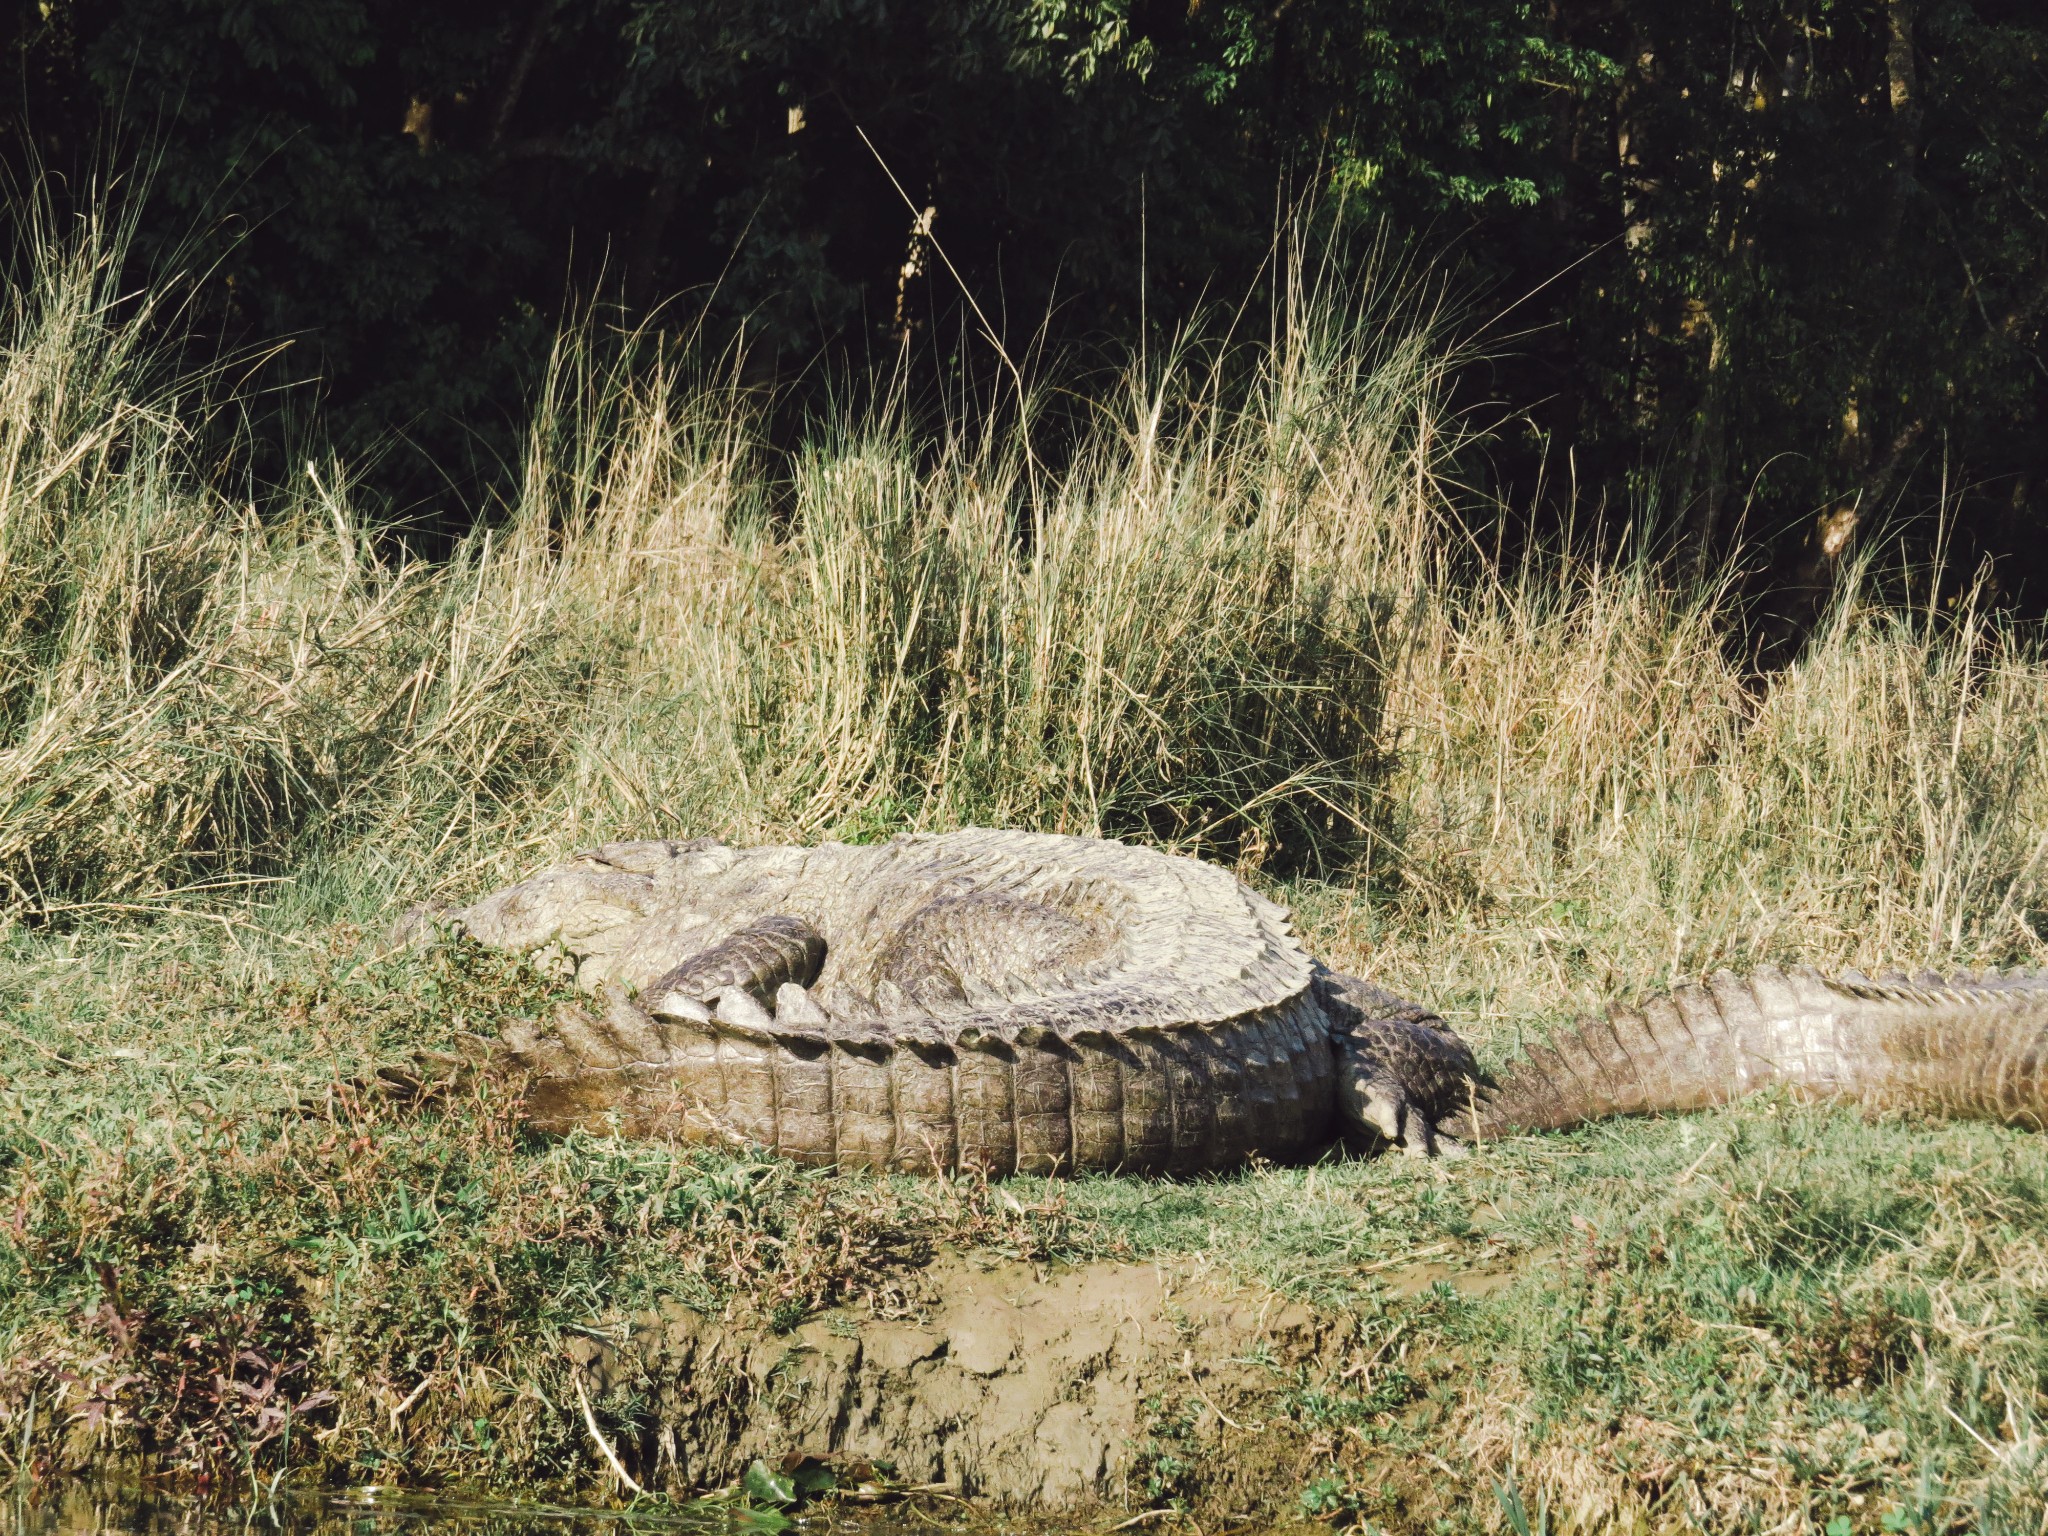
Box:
[641, 915, 826, 1016]
[1318, 970, 1490, 1157]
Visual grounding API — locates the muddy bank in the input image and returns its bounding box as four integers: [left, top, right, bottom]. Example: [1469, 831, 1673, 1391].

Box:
[569, 1253, 1378, 1516]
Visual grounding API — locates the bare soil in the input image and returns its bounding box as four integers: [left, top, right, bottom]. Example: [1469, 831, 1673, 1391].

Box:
[568, 1252, 1360, 1517]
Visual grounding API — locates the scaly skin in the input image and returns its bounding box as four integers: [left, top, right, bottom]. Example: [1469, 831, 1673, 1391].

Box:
[413, 830, 2048, 1170]
[440, 830, 1335, 1175]
[642, 915, 826, 1013]
[1480, 965, 2048, 1134]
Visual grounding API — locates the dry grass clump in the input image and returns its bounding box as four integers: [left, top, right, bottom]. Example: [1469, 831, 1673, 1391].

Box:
[0, 214, 1449, 926]
[0, 204, 604, 921]
[6, 199, 2042, 983]
[449, 311, 1426, 876]
[1301, 554, 2048, 1044]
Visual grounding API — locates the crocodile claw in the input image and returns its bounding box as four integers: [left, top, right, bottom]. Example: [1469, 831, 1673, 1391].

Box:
[1323, 970, 1490, 1158]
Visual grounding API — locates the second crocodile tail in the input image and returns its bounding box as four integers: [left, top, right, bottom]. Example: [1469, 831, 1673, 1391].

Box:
[1478, 965, 2048, 1136]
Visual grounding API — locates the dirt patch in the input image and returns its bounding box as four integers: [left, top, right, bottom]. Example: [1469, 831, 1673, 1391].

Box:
[567, 1253, 1349, 1515]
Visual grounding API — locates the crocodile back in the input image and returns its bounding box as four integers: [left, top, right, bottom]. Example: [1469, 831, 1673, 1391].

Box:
[457, 830, 1337, 1175]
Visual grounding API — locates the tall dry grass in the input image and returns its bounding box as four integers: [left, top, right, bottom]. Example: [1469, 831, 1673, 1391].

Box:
[1328, 545, 2048, 1035]
[0, 217, 1447, 920]
[1, 203, 2043, 990]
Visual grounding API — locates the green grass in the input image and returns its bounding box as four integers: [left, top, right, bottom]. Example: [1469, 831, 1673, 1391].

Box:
[1066, 1101, 2048, 1532]
[0, 929, 1076, 1491]
[4, 915, 2044, 1532]
[1, 190, 2045, 1531]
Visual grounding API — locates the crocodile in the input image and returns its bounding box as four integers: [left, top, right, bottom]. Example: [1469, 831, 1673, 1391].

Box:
[399, 828, 2048, 1173]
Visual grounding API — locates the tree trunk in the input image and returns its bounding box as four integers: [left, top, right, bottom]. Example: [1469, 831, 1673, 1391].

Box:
[1762, 0, 1926, 668]
[490, 0, 560, 148]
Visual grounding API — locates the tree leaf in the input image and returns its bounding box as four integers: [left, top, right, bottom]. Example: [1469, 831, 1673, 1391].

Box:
[744, 1457, 798, 1506]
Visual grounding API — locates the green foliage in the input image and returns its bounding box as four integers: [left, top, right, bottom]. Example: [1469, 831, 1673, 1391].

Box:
[1132, 1391, 1202, 1505]
[1532, 0, 2048, 601]
[17, 0, 2040, 575]
[1300, 1467, 1399, 1526]
[1494, 1477, 1550, 1536]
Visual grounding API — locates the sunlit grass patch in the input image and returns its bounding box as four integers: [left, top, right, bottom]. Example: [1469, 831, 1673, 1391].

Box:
[0, 929, 1075, 1491]
[1081, 1100, 2048, 1532]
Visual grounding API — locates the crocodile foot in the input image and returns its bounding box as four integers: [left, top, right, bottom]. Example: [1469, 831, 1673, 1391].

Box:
[1318, 970, 1489, 1158]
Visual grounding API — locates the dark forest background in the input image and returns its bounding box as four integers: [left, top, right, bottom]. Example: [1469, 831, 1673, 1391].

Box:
[10, 0, 2048, 626]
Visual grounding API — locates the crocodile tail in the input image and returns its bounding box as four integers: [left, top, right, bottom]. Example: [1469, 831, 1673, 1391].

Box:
[1479, 965, 2048, 1136]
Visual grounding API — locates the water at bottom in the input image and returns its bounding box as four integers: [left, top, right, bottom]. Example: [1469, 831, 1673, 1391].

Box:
[6, 1486, 920, 1536]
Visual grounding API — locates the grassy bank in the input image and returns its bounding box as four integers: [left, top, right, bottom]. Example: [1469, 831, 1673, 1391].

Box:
[2, 209, 2046, 1531]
